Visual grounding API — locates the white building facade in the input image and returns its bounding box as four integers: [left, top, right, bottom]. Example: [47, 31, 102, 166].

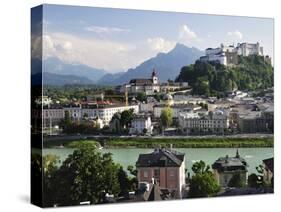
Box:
[43, 104, 139, 128]
[153, 104, 200, 119]
[140, 102, 155, 113]
[200, 42, 265, 66]
[121, 70, 160, 95]
[129, 114, 153, 135]
[178, 110, 229, 134]
[81, 104, 139, 126]
[42, 106, 64, 128]
[236, 42, 263, 56]
[63, 105, 82, 122]
[200, 44, 237, 66]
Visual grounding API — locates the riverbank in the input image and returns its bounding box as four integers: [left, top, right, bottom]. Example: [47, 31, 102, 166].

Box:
[104, 137, 273, 148]
[44, 137, 273, 148]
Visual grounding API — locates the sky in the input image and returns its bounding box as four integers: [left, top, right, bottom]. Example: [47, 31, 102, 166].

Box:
[41, 4, 274, 73]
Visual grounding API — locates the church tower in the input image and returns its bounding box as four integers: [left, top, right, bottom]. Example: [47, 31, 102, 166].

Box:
[151, 68, 158, 84]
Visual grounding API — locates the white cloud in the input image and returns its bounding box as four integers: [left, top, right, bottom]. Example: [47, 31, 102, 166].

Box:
[147, 37, 176, 53]
[42, 32, 176, 72]
[84, 25, 131, 34]
[227, 30, 243, 40]
[62, 41, 73, 50]
[31, 35, 42, 59]
[179, 25, 197, 40]
[43, 35, 55, 52]
[178, 24, 203, 46]
[43, 34, 74, 59]
[43, 32, 136, 70]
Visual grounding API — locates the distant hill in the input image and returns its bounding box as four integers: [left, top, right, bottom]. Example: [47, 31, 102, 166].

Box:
[43, 57, 107, 82]
[97, 72, 125, 85]
[176, 55, 274, 97]
[31, 72, 93, 86]
[97, 43, 203, 85]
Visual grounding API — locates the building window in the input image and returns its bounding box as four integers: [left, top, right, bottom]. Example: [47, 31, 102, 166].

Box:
[154, 169, 160, 178]
[143, 170, 148, 178]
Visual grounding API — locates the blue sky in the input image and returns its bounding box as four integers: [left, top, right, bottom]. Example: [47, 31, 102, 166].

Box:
[42, 4, 274, 73]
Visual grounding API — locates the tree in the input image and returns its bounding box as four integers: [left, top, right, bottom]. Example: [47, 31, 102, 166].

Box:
[160, 107, 173, 130]
[110, 113, 121, 134]
[176, 56, 273, 97]
[60, 111, 72, 130]
[42, 155, 60, 207]
[154, 93, 162, 102]
[105, 89, 115, 95]
[43, 154, 60, 176]
[228, 174, 245, 188]
[51, 143, 122, 206]
[191, 160, 211, 174]
[247, 163, 270, 189]
[64, 111, 72, 125]
[136, 92, 147, 102]
[193, 78, 210, 96]
[189, 160, 220, 198]
[127, 165, 138, 192]
[120, 109, 134, 129]
[101, 153, 121, 197]
[117, 167, 130, 197]
[199, 102, 208, 110]
[143, 128, 148, 134]
[127, 165, 137, 177]
[83, 113, 88, 120]
[248, 173, 259, 188]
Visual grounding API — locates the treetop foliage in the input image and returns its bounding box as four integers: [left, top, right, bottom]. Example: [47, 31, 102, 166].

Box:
[176, 55, 273, 97]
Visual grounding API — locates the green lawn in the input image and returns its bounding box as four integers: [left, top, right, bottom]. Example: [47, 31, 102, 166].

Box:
[102, 137, 273, 148]
[44, 137, 273, 148]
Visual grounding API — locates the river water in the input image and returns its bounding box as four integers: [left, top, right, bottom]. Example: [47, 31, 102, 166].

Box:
[42, 147, 273, 175]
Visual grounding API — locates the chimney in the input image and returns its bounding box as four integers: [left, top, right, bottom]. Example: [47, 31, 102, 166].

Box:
[236, 149, 240, 158]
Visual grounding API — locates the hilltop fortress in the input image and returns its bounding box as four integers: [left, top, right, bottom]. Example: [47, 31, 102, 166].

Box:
[200, 42, 271, 66]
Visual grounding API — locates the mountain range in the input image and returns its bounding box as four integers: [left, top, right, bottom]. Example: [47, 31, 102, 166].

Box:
[97, 43, 203, 85]
[31, 72, 94, 86]
[43, 57, 107, 82]
[35, 43, 203, 86]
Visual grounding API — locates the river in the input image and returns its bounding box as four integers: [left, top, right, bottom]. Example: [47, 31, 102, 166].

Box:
[42, 147, 273, 175]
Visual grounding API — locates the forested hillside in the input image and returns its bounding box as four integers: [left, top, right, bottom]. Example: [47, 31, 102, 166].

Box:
[175, 55, 273, 97]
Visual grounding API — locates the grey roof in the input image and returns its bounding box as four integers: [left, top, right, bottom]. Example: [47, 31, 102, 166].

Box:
[135, 183, 171, 201]
[264, 105, 274, 113]
[256, 103, 274, 112]
[212, 151, 248, 172]
[239, 111, 261, 120]
[136, 148, 185, 167]
[129, 79, 153, 85]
